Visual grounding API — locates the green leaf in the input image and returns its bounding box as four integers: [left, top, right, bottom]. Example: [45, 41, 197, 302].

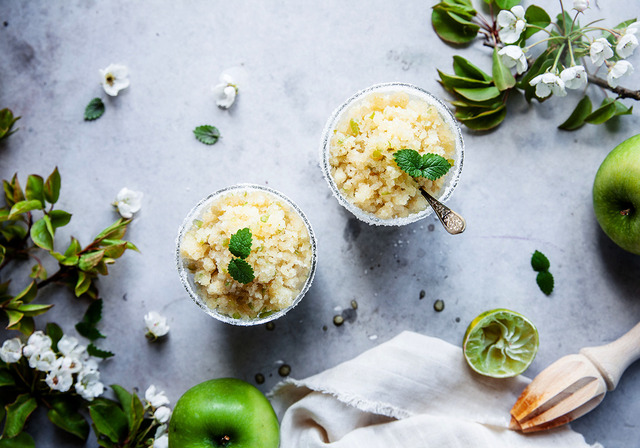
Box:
[5, 310, 24, 329]
[492, 48, 516, 91]
[49, 210, 72, 229]
[523, 5, 551, 39]
[495, 0, 520, 9]
[9, 200, 43, 219]
[193, 125, 221, 145]
[0, 369, 16, 387]
[30, 216, 54, 251]
[536, 270, 554, 295]
[559, 96, 593, 130]
[0, 432, 35, 448]
[75, 272, 92, 297]
[228, 258, 255, 284]
[89, 401, 128, 443]
[605, 19, 637, 45]
[101, 242, 127, 259]
[452, 56, 492, 81]
[95, 219, 129, 241]
[531, 250, 550, 272]
[79, 250, 105, 272]
[87, 344, 114, 359]
[25, 175, 45, 207]
[8, 174, 25, 204]
[85, 98, 105, 121]
[13, 281, 37, 304]
[393, 149, 452, 180]
[44, 167, 61, 204]
[453, 86, 501, 102]
[47, 399, 90, 440]
[584, 98, 617, 125]
[438, 70, 493, 89]
[16, 303, 53, 317]
[76, 322, 105, 341]
[3, 394, 37, 438]
[76, 299, 105, 341]
[457, 104, 507, 131]
[229, 228, 253, 259]
[64, 237, 83, 257]
[46, 322, 64, 351]
[431, 7, 479, 44]
[29, 262, 47, 281]
[0, 109, 21, 141]
[110, 385, 133, 424]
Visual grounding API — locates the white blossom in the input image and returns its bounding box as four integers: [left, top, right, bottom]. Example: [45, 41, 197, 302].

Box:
[560, 65, 588, 90]
[145, 384, 171, 408]
[99, 64, 130, 96]
[54, 356, 83, 374]
[498, 45, 528, 74]
[58, 335, 86, 360]
[530, 72, 567, 98]
[114, 187, 143, 219]
[153, 434, 169, 448]
[607, 60, 634, 88]
[75, 370, 105, 401]
[23, 331, 52, 358]
[626, 22, 640, 36]
[590, 38, 614, 66]
[497, 5, 526, 44]
[45, 368, 74, 392]
[572, 0, 589, 12]
[155, 424, 168, 438]
[153, 406, 172, 424]
[617, 33, 639, 59]
[0, 338, 23, 363]
[145, 311, 170, 339]
[29, 349, 57, 372]
[212, 73, 238, 109]
[81, 357, 101, 374]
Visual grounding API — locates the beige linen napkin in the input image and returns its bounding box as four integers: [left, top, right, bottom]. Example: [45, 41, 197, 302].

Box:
[270, 331, 602, 448]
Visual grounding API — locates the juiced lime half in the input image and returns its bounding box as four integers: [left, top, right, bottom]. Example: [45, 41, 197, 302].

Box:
[463, 309, 539, 378]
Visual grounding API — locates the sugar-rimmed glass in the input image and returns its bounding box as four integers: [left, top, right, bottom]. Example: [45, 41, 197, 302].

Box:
[319, 82, 464, 226]
[176, 184, 317, 326]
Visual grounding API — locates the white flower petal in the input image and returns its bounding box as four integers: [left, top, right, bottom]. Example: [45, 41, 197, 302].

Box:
[145, 311, 170, 338]
[46, 368, 74, 392]
[153, 434, 169, 448]
[498, 45, 528, 74]
[154, 406, 172, 424]
[561, 65, 588, 90]
[0, 338, 23, 363]
[617, 33, 639, 59]
[114, 187, 143, 218]
[145, 385, 171, 408]
[590, 38, 614, 67]
[608, 61, 634, 88]
[573, 0, 589, 12]
[100, 64, 130, 97]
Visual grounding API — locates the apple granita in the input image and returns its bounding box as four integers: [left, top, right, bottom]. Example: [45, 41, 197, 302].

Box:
[328, 90, 457, 220]
[179, 187, 314, 321]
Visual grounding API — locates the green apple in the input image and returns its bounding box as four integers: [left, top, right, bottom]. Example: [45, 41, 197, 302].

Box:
[592, 133, 640, 255]
[168, 378, 280, 448]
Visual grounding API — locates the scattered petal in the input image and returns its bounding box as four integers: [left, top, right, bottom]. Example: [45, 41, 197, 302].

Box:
[99, 64, 130, 96]
[114, 187, 143, 219]
[213, 73, 238, 109]
[145, 311, 170, 340]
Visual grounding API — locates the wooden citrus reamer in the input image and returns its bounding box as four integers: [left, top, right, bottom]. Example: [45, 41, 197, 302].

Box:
[510, 321, 640, 432]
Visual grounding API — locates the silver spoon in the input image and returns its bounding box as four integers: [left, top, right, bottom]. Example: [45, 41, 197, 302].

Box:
[420, 188, 466, 235]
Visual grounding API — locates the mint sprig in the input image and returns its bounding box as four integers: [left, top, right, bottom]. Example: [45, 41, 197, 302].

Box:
[227, 228, 255, 284]
[531, 250, 554, 295]
[393, 149, 452, 180]
[229, 227, 252, 259]
[193, 125, 220, 145]
[84, 98, 105, 121]
[228, 259, 255, 284]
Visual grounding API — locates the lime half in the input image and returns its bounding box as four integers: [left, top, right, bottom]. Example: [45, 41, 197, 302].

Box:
[463, 309, 539, 378]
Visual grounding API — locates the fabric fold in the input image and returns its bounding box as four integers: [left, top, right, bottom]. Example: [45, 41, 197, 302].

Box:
[270, 331, 601, 448]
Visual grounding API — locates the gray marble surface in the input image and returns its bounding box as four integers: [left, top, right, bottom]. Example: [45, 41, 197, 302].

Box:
[1, 0, 639, 446]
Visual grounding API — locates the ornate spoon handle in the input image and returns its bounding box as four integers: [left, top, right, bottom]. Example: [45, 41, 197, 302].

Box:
[420, 188, 466, 235]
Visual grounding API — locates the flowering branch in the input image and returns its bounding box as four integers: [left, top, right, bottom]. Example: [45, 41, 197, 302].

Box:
[431, 0, 638, 131]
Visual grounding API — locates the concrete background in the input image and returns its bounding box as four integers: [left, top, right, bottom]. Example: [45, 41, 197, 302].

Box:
[1, 0, 639, 446]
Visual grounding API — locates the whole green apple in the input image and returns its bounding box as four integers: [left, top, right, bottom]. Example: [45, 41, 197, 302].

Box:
[168, 378, 280, 448]
[592, 133, 640, 255]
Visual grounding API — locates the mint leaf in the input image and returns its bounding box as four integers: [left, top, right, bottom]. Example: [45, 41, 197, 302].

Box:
[87, 344, 114, 359]
[193, 125, 220, 145]
[393, 149, 452, 180]
[228, 258, 255, 284]
[229, 228, 252, 259]
[84, 98, 105, 121]
[536, 271, 554, 296]
[531, 250, 550, 272]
